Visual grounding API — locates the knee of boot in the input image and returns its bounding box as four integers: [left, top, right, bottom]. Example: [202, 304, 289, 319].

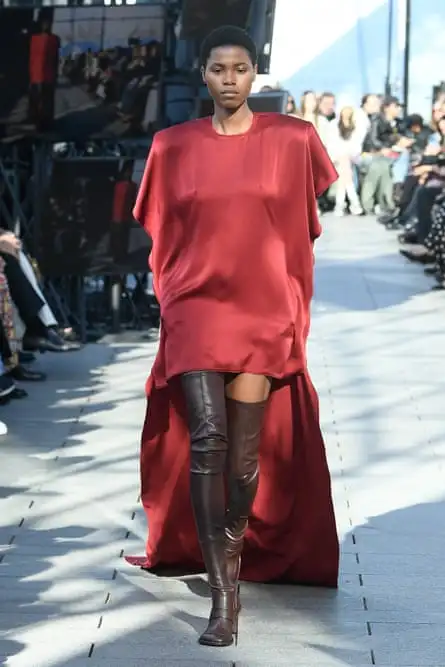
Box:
[190, 437, 227, 475]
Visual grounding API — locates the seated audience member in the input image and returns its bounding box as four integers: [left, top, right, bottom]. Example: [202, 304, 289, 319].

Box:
[360, 96, 414, 215]
[423, 191, 445, 289]
[327, 106, 363, 216]
[0, 229, 80, 357]
[0, 256, 43, 385]
[398, 118, 445, 262]
[378, 114, 432, 227]
[404, 114, 432, 156]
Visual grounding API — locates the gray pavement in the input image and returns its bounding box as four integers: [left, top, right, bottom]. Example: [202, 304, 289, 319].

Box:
[1, 215, 445, 666]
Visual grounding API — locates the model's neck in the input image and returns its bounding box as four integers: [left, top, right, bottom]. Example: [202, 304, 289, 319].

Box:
[212, 103, 253, 136]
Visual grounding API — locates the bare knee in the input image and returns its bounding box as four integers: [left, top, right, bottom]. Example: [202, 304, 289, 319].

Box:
[225, 373, 271, 403]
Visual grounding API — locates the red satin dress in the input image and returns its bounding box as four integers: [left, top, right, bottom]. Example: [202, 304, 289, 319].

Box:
[126, 113, 340, 587]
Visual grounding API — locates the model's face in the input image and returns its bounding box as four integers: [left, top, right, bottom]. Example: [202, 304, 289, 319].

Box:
[438, 118, 445, 135]
[202, 46, 256, 111]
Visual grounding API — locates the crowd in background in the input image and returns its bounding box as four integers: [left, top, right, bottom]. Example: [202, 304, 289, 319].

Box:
[264, 84, 445, 291]
[66, 39, 162, 131]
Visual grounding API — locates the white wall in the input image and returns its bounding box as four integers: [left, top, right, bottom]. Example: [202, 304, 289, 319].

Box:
[269, 0, 445, 118]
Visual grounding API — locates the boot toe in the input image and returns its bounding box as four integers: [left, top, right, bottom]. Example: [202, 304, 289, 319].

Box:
[199, 619, 234, 647]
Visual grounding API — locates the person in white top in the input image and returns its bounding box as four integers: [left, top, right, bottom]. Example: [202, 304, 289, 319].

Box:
[327, 106, 364, 216]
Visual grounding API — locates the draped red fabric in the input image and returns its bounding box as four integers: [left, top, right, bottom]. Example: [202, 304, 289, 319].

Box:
[125, 113, 339, 586]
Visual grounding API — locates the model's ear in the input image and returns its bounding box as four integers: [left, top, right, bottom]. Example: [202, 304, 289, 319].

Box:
[201, 66, 206, 84]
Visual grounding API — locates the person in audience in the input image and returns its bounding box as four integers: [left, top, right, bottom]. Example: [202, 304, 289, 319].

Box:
[28, 17, 60, 130]
[299, 90, 331, 145]
[355, 94, 381, 151]
[399, 117, 445, 258]
[128, 25, 339, 649]
[0, 257, 41, 387]
[378, 114, 433, 227]
[286, 93, 298, 117]
[0, 352, 15, 408]
[431, 97, 445, 131]
[110, 162, 138, 265]
[424, 191, 445, 289]
[0, 228, 80, 359]
[0, 353, 13, 435]
[429, 111, 445, 147]
[360, 96, 413, 215]
[318, 91, 336, 121]
[327, 106, 363, 216]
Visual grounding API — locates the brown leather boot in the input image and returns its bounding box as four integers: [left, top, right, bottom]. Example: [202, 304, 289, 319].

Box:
[225, 399, 267, 595]
[189, 444, 237, 647]
[182, 372, 238, 647]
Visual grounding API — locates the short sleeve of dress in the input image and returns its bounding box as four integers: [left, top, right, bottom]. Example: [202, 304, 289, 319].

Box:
[133, 134, 162, 237]
[307, 123, 338, 197]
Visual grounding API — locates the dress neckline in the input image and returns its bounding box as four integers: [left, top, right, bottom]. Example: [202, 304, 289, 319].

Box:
[207, 112, 258, 138]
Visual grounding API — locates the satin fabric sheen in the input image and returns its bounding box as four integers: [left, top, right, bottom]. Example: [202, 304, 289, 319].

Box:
[127, 113, 340, 586]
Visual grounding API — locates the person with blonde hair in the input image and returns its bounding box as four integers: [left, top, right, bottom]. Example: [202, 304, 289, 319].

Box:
[299, 90, 331, 145]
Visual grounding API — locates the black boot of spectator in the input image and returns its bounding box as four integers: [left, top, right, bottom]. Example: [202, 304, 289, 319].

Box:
[7, 364, 46, 383]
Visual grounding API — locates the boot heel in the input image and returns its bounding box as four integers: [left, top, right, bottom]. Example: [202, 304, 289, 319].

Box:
[233, 584, 240, 645]
[234, 582, 241, 614]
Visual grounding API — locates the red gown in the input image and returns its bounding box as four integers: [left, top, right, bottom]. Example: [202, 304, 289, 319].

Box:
[126, 113, 340, 587]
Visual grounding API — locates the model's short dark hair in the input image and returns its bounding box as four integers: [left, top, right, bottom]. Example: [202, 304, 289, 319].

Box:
[200, 25, 257, 68]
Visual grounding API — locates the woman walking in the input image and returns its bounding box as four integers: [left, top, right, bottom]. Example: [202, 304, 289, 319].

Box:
[128, 26, 339, 647]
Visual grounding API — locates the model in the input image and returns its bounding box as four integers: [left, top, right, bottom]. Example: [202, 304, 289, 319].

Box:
[128, 26, 339, 647]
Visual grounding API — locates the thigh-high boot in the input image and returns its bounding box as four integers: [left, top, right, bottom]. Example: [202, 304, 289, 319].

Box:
[181, 372, 237, 647]
[225, 398, 267, 597]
